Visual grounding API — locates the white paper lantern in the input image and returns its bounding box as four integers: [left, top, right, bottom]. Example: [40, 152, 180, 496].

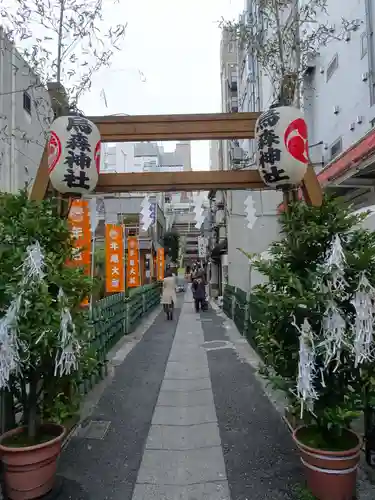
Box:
[48, 115, 101, 194]
[255, 106, 309, 189]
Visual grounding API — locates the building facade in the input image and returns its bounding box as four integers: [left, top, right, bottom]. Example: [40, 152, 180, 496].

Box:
[301, 0, 375, 215]
[219, 0, 375, 294]
[0, 27, 53, 193]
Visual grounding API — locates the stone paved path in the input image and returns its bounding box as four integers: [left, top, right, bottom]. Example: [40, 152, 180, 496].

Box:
[132, 297, 230, 500]
[57, 292, 304, 499]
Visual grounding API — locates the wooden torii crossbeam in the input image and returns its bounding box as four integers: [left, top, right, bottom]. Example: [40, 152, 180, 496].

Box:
[30, 112, 323, 205]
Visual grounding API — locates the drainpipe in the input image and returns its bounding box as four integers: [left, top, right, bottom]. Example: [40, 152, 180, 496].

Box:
[0, 28, 4, 191]
[365, 0, 375, 107]
[10, 44, 16, 193]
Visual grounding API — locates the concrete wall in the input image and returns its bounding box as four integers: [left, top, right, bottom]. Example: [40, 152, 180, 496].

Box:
[225, 0, 375, 293]
[302, 0, 373, 159]
[0, 28, 52, 193]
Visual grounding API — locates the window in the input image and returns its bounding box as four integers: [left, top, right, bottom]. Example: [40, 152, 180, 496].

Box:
[326, 54, 338, 82]
[23, 91, 31, 115]
[361, 32, 368, 59]
[330, 137, 342, 160]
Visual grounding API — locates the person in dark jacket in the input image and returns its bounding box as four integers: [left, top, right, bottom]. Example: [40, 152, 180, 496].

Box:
[192, 275, 206, 312]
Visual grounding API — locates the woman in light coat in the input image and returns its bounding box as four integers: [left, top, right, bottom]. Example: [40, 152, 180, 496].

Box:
[161, 268, 177, 320]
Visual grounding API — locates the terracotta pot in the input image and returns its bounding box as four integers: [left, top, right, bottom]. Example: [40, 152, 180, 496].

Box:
[293, 425, 361, 500]
[0, 423, 65, 500]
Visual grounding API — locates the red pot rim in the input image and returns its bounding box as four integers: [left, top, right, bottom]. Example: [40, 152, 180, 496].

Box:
[0, 423, 65, 453]
[293, 425, 362, 457]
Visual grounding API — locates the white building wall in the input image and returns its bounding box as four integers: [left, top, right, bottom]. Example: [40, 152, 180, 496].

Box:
[0, 28, 52, 193]
[303, 0, 372, 162]
[102, 142, 137, 173]
[225, 0, 375, 293]
[225, 1, 283, 292]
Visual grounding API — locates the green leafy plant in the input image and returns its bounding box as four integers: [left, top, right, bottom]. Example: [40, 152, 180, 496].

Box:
[163, 231, 180, 262]
[247, 196, 375, 448]
[0, 191, 93, 444]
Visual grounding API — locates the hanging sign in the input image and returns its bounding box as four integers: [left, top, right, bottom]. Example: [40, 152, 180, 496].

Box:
[67, 199, 91, 272]
[157, 248, 165, 281]
[127, 236, 140, 288]
[255, 106, 308, 189]
[105, 224, 125, 293]
[198, 236, 206, 258]
[48, 115, 101, 194]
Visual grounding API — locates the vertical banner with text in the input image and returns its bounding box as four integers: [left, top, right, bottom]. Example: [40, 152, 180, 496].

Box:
[127, 236, 140, 288]
[68, 199, 91, 272]
[157, 248, 165, 281]
[68, 199, 91, 306]
[105, 224, 125, 293]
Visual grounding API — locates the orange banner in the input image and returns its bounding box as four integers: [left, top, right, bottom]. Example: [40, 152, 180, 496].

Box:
[157, 248, 165, 281]
[127, 236, 140, 288]
[68, 199, 91, 272]
[105, 224, 125, 293]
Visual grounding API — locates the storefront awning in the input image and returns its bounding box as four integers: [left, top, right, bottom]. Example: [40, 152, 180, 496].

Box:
[279, 128, 375, 212]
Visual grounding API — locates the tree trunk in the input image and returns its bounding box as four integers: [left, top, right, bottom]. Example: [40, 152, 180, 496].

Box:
[27, 375, 38, 440]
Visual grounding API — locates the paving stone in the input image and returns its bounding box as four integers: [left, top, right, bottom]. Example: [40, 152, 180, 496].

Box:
[166, 359, 208, 370]
[132, 481, 230, 500]
[146, 422, 222, 450]
[168, 351, 207, 363]
[164, 364, 210, 380]
[152, 404, 217, 426]
[136, 447, 227, 486]
[157, 388, 214, 407]
[161, 377, 212, 392]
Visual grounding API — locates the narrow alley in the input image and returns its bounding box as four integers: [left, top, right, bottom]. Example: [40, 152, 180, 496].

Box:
[57, 291, 303, 500]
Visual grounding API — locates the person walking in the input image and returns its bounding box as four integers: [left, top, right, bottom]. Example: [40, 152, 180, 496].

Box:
[161, 268, 177, 320]
[192, 274, 206, 313]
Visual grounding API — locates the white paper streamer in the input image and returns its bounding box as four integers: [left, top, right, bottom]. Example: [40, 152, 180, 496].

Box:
[351, 273, 375, 367]
[0, 299, 20, 389]
[21, 241, 45, 284]
[54, 289, 80, 377]
[140, 196, 152, 231]
[295, 318, 318, 418]
[192, 192, 205, 229]
[322, 234, 348, 295]
[319, 301, 347, 371]
[0, 241, 47, 388]
[244, 194, 257, 229]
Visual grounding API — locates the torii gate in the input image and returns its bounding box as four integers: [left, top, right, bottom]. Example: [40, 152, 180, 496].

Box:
[30, 111, 323, 206]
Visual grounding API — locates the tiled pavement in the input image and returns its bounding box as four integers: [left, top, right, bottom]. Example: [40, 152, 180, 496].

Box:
[56, 292, 309, 499]
[132, 298, 230, 500]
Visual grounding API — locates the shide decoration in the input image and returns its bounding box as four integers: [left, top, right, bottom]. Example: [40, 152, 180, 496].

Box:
[0, 191, 93, 500]
[294, 318, 318, 419]
[48, 115, 101, 194]
[295, 234, 375, 416]
[255, 106, 308, 189]
[140, 196, 153, 231]
[0, 242, 80, 388]
[244, 194, 257, 229]
[192, 192, 205, 229]
[246, 197, 375, 500]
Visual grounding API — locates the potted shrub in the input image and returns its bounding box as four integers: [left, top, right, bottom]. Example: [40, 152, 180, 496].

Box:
[0, 191, 92, 499]
[247, 196, 375, 500]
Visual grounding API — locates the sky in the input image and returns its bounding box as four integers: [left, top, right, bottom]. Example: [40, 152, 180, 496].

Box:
[79, 0, 245, 170]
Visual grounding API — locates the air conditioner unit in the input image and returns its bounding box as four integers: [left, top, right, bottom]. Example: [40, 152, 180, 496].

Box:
[349, 122, 355, 131]
[356, 115, 364, 124]
[333, 105, 340, 115]
[362, 72, 369, 81]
